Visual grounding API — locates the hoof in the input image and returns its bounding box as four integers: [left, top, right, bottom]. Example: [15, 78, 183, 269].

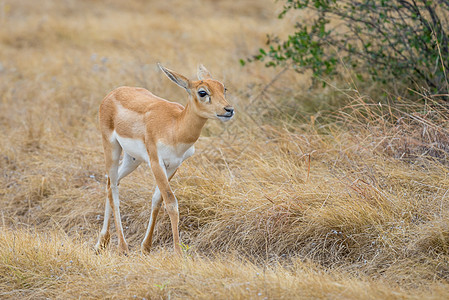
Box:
[174, 246, 182, 257]
[141, 243, 151, 255]
[118, 243, 129, 256]
[94, 232, 111, 254]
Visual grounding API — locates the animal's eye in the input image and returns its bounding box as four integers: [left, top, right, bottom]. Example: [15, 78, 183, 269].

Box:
[198, 91, 208, 97]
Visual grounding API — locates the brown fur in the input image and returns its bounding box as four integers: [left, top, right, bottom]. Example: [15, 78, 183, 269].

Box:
[96, 65, 234, 255]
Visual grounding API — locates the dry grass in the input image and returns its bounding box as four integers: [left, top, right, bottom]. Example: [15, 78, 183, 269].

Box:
[4, 229, 440, 300]
[1, 0, 449, 298]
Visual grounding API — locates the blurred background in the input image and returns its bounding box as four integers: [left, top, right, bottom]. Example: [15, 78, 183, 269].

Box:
[1, 1, 449, 298]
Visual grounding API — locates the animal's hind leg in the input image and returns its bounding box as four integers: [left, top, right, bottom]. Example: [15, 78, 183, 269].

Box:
[95, 177, 112, 252]
[117, 153, 141, 184]
[98, 134, 129, 254]
[108, 140, 129, 254]
[95, 135, 117, 252]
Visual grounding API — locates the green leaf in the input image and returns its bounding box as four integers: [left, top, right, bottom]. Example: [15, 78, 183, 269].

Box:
[242, 0, 449, 92]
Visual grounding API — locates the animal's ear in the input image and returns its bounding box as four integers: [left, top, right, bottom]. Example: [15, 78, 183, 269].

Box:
[197, 64, 212, 80]
[158, 63, 191, 91]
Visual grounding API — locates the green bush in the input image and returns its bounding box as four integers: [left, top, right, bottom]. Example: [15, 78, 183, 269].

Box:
[246, 0, 449, 93]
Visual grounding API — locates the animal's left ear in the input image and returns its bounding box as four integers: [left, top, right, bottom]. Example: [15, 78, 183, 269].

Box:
[158, 63, 191, 91]
[197, 64, 212, 80]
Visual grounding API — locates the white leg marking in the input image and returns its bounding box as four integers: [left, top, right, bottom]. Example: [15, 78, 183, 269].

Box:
[100, 197, 112, 235]
[95, 193, 112, 250]
[117, 153, 142, 184]
[108, 140, 128, 252]
[142, 186, 162, 244]
[141, 166, 178, 251]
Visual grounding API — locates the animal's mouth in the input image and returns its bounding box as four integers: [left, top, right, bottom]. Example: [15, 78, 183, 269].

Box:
[216, 111, 234, 121]
[217, 111, 234, 118]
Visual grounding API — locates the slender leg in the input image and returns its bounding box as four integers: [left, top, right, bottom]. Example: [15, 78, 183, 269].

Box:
[141, 186, 162, 253]
[105, 137, 129, 254]
[141, 166, 179, 254]
[165, 167, 181, 255]
[96, 134, 117, 253]
[166, 193, 181, 255]
[109, 178, 129, 253]
[95, 177, 112, 252]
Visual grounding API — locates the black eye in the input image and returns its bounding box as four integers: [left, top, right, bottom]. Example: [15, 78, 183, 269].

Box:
[198, 91, 208, 97]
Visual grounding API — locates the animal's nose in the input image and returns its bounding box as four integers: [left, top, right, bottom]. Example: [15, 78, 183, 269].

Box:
[224, 107, 234, 115]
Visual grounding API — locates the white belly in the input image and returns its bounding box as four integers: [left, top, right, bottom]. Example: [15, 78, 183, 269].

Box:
[157, 142, 195, 171]
[113, 131, 149, 163]
[112, 132, 195, 171]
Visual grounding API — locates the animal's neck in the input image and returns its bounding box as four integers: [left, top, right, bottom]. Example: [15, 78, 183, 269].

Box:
[175, 100, 207, 145]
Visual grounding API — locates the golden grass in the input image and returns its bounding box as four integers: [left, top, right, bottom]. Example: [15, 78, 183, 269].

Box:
[1, 0, 449, 298]
[2, 229, 445, 299]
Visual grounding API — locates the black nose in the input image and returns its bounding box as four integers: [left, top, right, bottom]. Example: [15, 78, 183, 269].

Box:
[224, 107, 234, 114]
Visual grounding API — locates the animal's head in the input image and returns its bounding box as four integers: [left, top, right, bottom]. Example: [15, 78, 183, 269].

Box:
[158, 63, 234, 122]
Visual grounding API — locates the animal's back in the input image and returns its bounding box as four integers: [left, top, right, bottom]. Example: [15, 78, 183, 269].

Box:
[99, 86, 184, 138]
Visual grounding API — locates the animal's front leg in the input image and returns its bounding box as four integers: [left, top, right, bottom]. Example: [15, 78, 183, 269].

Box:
[165, 190, 181, 256]
[141, 165, 178, 254]
[148, 153, 182, 256]
[141, 186, 162, 253]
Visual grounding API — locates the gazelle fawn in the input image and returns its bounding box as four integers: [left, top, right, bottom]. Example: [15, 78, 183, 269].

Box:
[95, 64, 234, 255]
